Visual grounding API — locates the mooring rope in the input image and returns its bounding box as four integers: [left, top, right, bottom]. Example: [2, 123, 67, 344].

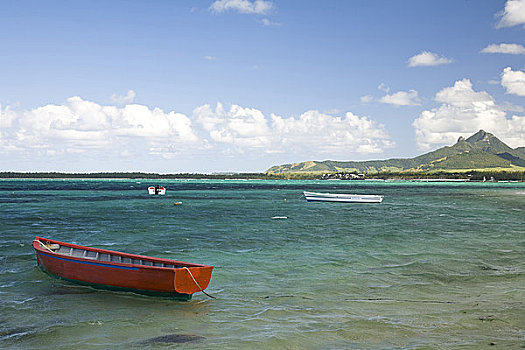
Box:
[33, 239, 54, 253]
[183, 267, 215, 299]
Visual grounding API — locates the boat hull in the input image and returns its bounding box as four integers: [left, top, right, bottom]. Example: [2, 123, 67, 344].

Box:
[38, 265, 191, 299]
[33, 237, 213, 299]
[303, 191, 383, 203]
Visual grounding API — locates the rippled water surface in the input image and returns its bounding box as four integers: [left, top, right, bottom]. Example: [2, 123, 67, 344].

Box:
[1, 179, 524, 349]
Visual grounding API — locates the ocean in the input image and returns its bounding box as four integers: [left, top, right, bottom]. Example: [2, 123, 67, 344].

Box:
[0, 179, 524, 349]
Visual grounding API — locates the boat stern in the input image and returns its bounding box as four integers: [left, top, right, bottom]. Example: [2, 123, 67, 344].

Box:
[173, 266, 214, 295]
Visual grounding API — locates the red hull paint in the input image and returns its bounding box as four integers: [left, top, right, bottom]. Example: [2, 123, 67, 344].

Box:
[33, 236, 213, 296]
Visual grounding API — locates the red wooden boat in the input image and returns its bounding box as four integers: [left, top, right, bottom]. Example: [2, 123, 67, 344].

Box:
[33, 236, 214, 300]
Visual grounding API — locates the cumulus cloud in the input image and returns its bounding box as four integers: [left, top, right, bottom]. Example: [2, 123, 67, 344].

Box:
[496, 0, 525, 28]
[413, 79, 525, 149]
[1, 97, 395, 169]
[110, 90, 136, 104]
[194, 103, 272, 148]
[501, 67, 525, 96]
[482, 43, 525, 54]
[408, 51, 452, 67]
[434, 80, 493, 107]
[379, 90, 421, 106]
[193, 103, 393, 156]
[0, 97, 199, 159]
[209, 0, 273, 15]
[270, 110, 394, 155]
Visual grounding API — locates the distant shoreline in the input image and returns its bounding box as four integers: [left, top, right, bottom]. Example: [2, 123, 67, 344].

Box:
[0, 172, 266, 180]
[1, 171, 524, 182]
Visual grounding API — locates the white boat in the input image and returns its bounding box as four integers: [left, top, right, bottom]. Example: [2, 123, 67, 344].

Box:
[303, 191, 383, 203]
[148, 186, 166, 195]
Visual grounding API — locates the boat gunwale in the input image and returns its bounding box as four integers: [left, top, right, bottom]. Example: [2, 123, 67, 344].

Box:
[305, 198, 383, 202]
[33, 236, 212, 271]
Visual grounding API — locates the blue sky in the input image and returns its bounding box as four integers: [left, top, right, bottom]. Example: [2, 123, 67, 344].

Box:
[1, 0, 525, 173]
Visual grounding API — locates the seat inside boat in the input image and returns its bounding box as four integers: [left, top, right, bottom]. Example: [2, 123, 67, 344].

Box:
[46, 244, 179, 268]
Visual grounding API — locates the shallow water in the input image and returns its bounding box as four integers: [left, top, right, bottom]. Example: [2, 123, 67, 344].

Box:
[0, 179, 524, 349]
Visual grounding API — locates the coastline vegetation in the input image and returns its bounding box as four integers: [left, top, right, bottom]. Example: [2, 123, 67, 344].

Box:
[1, 169, 524, 181]
[0, 172, 266, 180]
[266, 169, 525, 181]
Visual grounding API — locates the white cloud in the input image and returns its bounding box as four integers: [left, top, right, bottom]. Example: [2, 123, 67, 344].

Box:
[501, 102, 525, 113]
[1, 97, 395, 170]
[0, 97, 200, 158]
[501, 67, 525, 96]
[0, 104, 16, 129]
[193, 103, 393, 156]
[408, 51, 452, 67]
[482, 43, 525, 54]
[261, 18, 279, 26]
[110, 90, 136, 104]
[209, 0, 273, 15]
[435, 79, 493, 107]
[379, 90, 421, 106]
[194, 103, 272, 148]
[361, 95, 373, 103]
[204, 55, 217, 61]
[112, 104, 198, 141]
[413, 79, 525, 149]
[496, 0, 525, 28]
[271, 110, 394, 155]
[378, 83, 390, 93]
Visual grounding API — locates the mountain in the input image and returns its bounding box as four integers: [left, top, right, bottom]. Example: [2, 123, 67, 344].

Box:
[515, 147, 525, 158]
[266, 130, 525, 174]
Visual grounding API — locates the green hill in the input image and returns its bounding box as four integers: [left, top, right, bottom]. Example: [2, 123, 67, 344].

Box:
[266, 130, 525, 174]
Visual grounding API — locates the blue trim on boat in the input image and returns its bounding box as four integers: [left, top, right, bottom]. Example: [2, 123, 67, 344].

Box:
[39, 252, 139, 271]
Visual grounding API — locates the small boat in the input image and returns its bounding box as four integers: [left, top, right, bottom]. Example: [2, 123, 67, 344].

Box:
[33, 237, 213, 300]
[148, 185, 166, 195]
[303, 191, 383, 203]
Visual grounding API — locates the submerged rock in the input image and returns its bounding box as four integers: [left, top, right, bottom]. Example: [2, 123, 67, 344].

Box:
[139, 334, 205, 345]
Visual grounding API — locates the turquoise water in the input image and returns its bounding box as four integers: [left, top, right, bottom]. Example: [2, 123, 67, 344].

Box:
[1, 179, 524, 349]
